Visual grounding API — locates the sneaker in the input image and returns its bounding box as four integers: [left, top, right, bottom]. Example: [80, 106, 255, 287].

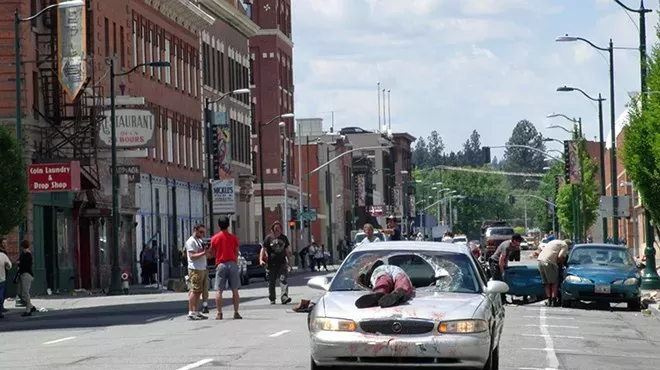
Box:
[202, 306, 209, 314]
[281, 297, 292, 305]
[270, 300, 276, 305]
[233, 312, 243, 320]
[31, 306, 37, 313]
[355, 292, 386, 309]
[188, 314, 202, 321]
[379, 289, 408, 308]
[195, 313, 208, 320]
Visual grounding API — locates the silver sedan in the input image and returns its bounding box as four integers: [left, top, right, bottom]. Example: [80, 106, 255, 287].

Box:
[307, 241, 508, 369]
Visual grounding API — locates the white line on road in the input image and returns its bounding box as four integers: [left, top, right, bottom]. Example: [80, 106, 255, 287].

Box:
[146, 315, 167, 322]
[522, 334, 584, 340]
[43, 336, 76, 345]
[522, 347, 581, 353]
[269, 330, 291, 337]
[518, 368, 562, 370]
[176, 358, 213, 370]
[539, 307, 560, 369]
[524, 315, 574, 320]
[526, 324, 579, 329]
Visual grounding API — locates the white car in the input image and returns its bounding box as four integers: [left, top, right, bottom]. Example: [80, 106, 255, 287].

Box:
[453, 235, 468, 245]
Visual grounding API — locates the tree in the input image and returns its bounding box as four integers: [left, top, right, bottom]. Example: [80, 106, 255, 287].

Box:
[413, 137, 430, 168]
[504, 120, 546, 189]
[622, 32, 660, 234]
[427, 130, 444, 166]
[555, 126, 600, 239]
[461, 130, 482, 167]
[0, 125, 28, 237]
[533, 161, 562, 233]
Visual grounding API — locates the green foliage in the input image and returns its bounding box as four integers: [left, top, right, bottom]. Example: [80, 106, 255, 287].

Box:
[533, 161, 562, 233]
[513, 226, 525, 235]
[555, 126, 600, 239]
[621, 35, 660, 228]
[504, 120, 547, 189]
[0, 125, 27, 236]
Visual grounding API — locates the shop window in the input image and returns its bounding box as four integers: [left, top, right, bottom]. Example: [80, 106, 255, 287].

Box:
[56, 212, 73, 269]
[99, 219, 109, 265]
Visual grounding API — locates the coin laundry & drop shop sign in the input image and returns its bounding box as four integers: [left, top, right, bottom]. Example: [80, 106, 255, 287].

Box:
[28, 162, 81, 193]
[99, 109, 156, 149]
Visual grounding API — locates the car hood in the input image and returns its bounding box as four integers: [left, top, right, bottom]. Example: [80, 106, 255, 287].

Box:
[318, 290, 486, 322]
[565, 264, 638, 283]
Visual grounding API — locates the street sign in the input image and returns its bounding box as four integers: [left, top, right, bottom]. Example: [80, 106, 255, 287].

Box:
[28, 161, 81, 193]
[301, 208, 317, 221]
[114, 165, 141, 184]
[599, 196, 631, 217]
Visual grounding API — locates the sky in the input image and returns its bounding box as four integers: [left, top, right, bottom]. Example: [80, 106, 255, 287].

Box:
[291, 0, 660, 157]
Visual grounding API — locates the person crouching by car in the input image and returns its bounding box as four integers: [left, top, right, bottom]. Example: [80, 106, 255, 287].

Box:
[354, 260, 414, 309]
[531, 239, 571, 307]
[489, 233, 523, 304]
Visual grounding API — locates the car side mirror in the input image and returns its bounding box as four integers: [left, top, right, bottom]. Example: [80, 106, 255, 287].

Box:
[308, 276, 330, 291]
[486, 280, 509, 294]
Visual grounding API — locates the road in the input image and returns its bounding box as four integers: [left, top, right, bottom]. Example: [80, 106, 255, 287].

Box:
[1, 251, 660, 370]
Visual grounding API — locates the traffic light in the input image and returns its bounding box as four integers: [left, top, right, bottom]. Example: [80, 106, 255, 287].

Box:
[563, 140, 570, 183]
[210, 128, 220, 180]
[289, 220, 296, 229]
[483, 146, 491, 164]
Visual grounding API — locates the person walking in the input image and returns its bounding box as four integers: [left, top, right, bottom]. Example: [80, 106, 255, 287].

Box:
[532, 239, 571, 307]
[0, 237, 11, 319]
[185, 224, 209, 320]
[17, 240, 35, 317]
[259, 221, 293, 305]
[210, 217, 242, 320]
[488, 233, 523, 304]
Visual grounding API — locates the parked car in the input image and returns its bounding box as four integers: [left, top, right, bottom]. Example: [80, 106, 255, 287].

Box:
[560, 244, 642, 310]
[453, 234, 468, 245]
[240, 243, 267, 282]
[307, 241, 508, 369]
[484, 226, 518, 261]
[203, 238, 250, 287]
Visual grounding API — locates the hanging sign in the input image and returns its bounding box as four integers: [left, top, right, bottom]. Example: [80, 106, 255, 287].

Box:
[57, 0, 88, 100]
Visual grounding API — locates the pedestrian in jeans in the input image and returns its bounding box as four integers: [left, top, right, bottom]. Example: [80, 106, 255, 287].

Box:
[259, 221, 293, 305]
[0, 238, 12, 319]
[489, 233, 523, 305]
[185, 224, 209, 320]
[210, 217, 242, 320]
[17, 240, 35, 317]
[531, 239, 571, 307]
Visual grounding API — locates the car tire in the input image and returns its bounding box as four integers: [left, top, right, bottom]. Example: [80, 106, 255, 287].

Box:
[310, 356, 330, 370]
[628, 299, 641, 311]
[482, 345, 499, 370]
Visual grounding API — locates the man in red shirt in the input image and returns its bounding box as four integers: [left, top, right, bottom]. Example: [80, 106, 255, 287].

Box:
[210, 216, 242, 320]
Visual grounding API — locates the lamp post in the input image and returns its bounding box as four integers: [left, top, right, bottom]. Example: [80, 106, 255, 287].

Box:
[108, 59, 170, 294]
[13, 0, 86, 244]
[556, 86, 608, 242]
[279, 121, 288, 238]
[556, 35, 620, 242]
[204, 88, 250, 235]
[258, 113, 294, 239]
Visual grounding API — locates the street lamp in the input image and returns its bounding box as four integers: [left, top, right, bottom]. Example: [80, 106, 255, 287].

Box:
[13, 0, 86, 244]
[557, 85, 608, 242]
[278, 121, 289, 238]
[556, 34, 620, 242]
[543, 137, 563, 145]
[258, 113, 294, 239]
[546, 124, 573, 134]
[204, 88, 250, 235]
[108, 60, 170, 294]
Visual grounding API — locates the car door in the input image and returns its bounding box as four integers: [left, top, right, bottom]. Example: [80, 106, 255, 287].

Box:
[470, 251, 504, 341]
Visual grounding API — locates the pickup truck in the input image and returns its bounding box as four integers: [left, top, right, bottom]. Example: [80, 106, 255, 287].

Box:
[483, 225, 519, 261]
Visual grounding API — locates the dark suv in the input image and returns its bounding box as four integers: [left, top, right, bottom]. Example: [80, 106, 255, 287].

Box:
[240, 243, 267, 281]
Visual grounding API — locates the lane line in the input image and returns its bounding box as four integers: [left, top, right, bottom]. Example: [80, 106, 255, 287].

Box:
[269, 330, 291, 337]
[522, 347, 581, 353]
[146, 315, 167, 322]
[175, 358, 213, 370]
[526, 324, 579, 329]
[524, 315, 574, 320]
[43, 336, 76, 345]
[518, 368, 562, 370]
[539, 307, 560, 369]
[522, 334, 584, 340]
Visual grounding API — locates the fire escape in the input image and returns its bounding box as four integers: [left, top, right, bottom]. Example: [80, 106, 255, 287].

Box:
[32, 1, 103, 195]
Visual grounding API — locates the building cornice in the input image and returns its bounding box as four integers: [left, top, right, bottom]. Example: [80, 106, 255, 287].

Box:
[199, 0, 260, 38]
[255, 28, 294, 48]
[145, 0, 215, 34]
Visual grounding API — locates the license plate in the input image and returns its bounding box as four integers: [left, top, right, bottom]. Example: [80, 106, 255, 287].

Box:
[594, 284, 611, 294]
[246, 261, 252, 266]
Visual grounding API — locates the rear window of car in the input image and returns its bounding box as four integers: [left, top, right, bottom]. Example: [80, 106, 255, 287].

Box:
[486, 227, 514, 236]
[240, 244, 261, 254]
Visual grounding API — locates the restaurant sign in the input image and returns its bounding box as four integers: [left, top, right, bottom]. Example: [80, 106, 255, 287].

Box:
[99, 109, 156, 149]
[28, 161, 81, 193]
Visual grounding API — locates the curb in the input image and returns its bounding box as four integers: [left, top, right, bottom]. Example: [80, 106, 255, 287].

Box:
[645, 302, 660, 318]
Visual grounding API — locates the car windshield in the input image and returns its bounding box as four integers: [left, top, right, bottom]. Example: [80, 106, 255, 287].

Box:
[487, 228, 514, 236]
[354, 232, 385, 243]
[240, 244, 261, 254]
[568, 247, 634, 266]
[329, 249, 481, 293]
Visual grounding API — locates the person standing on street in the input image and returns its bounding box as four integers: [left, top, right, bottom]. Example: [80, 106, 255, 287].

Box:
[17, 240, 36, 317]
[381, 216, 402, 241]
[489, 233, 523, 304]
[185, 224, 209, 320]
[531, 239, 571, 307]
[360, 224, 380, 244]
[210, 217, 242, 320]
[259, 221, 293, 305]
[0, 237, 12, 319]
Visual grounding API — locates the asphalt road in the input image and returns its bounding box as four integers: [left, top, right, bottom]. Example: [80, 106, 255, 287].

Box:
[1, 251, 659, 370]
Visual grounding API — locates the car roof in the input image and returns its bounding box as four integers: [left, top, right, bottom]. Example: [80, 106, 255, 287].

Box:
[572, 243, 627, 250]
[352, 241, 472, 255]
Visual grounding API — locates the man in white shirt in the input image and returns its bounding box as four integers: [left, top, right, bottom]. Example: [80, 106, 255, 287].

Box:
[0, 237, 12, 319]
[186, 224, 209, 320]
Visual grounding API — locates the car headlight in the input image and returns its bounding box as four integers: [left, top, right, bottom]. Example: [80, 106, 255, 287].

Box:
[565, 275, 593, 284]
[438, 320, 488, 334]
[613, 277, 638, 285]
[310, 318, 357, 332]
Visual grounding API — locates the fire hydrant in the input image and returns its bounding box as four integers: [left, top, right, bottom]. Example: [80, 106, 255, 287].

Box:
[121, 270, 130, 295]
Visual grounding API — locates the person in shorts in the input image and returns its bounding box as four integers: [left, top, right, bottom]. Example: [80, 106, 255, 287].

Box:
[210, 217, 242, 320]
[186, 224, 208, 320]
[533, 239, 571, 307]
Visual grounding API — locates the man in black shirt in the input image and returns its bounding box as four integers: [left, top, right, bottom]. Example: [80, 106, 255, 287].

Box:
[17, 240, 36, 316]
[381, 216, 402, 241]
[259, 221, 293, 305]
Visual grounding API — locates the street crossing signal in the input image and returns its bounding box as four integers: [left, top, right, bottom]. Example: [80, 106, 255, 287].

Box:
[211, 128, 220, 180]
[291, 208, 298, 221]
[483, 146, 491, 164]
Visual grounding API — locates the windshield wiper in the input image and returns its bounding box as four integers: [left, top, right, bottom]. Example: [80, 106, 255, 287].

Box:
[331, 288, 368, 292]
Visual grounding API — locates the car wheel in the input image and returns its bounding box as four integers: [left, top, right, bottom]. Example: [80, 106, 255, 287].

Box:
[482, 345, 499, 370]
[628, 299, 641, 311]
[310, 356, 331, 370]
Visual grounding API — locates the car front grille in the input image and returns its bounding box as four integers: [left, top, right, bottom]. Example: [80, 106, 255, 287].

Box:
[360, 319, 435, 335]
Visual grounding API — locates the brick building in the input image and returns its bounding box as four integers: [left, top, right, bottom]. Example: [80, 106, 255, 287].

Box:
[249, 0, 298, 245]
[392, 133, 416, 234]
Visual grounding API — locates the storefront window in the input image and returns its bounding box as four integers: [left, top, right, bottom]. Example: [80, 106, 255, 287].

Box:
[57, 212, 73, 269]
